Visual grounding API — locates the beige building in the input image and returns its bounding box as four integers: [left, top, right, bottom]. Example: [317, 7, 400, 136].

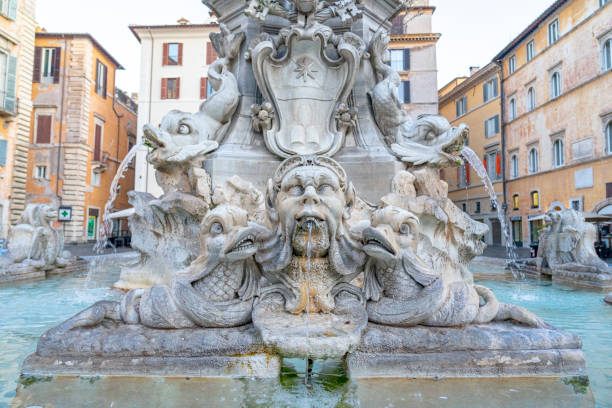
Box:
[495, 0, 612, 246]
[389, 1, 440, 117]
[129, 19, 221, 196]
[0, 0, 36, 239]
[438, 63, 505, 246]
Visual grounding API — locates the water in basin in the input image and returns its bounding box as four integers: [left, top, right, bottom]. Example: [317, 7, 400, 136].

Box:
[1, 264, 610, 407]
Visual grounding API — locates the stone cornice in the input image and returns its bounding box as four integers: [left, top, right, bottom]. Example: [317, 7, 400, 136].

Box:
[438, 62, 500, 106]
[390, 33, 441, 43]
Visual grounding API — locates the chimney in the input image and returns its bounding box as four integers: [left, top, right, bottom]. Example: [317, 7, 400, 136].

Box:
[469, 66, 480, 76]
[177, 17, 190, 25]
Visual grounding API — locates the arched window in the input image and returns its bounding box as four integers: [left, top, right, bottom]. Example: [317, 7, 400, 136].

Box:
[509, 97, 517, 120]
[510, 154, 519, 178]
[553, 139, 564, 167]
[527, 87, 536, 111]
[528, 147, 538, 173]
[550, 72, 561, 99]
[606, 121, 612, 154]
[603, 38, 611, 72]
[513, 194, 519, 210]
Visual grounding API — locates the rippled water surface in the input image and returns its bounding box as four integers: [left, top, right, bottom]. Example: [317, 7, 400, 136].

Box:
[0, 262, 610, 407]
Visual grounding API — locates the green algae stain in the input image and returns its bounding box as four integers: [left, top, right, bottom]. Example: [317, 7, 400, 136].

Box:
[561, 376, 590, 394]
[18, 375, 52, 388]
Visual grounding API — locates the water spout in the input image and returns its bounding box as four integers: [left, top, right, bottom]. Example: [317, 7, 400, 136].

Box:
[304, 222, 312, 386]
[460, 147, 523, 279]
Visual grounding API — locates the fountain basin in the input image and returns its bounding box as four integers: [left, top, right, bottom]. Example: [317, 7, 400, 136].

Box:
[509, 258, 612, 291]
[0, 258, 89, 284]
[347, 322, 586, 379]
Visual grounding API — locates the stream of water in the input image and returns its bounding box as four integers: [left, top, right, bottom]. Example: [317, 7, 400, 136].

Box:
[86, 142, 142, 287]
[460, 147, 522, 278]
[304, 222, 313, 386]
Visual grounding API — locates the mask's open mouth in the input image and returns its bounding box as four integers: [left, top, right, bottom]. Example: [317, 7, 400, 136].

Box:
[143, 125, 165, 150]
[362, 228, 396, 256]
[296, 215, 325, 233]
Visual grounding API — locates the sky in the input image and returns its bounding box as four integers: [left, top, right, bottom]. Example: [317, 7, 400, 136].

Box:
[36, 0, 555, 94]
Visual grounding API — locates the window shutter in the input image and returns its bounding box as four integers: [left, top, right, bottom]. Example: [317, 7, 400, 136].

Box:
[0, 139, 6, 166]
[403, 81, 410, 103]
[163, 43, 169, 66]
[95, 60, 100, 93]
[33, 47, 42, 83]
[483, 83, 488, 102]
[36, 115, 52, 144]
[53, 47, 61, 83]
[496, 153, 501, 175]
[102, 65, 107, 98]
[206, 42, 216, 65]
[161, 78, 167, 99]
[94, 124, 102, 161]
[456, 167, 460, 184]
[484, 119, 489, 137]
[4, 55, 17, 113]
[178, 43, 183, 65]
[200, 77, 207, 99]
[175, 77, 180, 99]
[8, 0, 17, 20]
[403, 48, 410, 70]
[465, 162, 470, 184]
[456, 101, 460, 117]
[493, 78, 498, 96]
[494, 115, 500, 133]
[483, 156, 487, 172]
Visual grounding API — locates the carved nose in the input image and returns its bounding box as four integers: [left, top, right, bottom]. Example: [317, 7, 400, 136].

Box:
[302, 186, 320, 205]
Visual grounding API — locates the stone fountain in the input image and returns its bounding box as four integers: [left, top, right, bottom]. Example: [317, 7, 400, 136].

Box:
[22, 0, 586, 381]
[0, 204, 87, 284]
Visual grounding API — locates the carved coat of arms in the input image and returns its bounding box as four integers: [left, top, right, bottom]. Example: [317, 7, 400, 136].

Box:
[247, 0, 364, 158]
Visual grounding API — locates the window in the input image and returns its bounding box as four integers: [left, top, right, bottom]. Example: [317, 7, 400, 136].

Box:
[526, 40, 535, 62]
[206, 42, 217, 65]
[513, 194, 520, 210]
[511, 154, 519, 178]
[398, 81, 410, 103]
[458, 163, 469, 187]
[95, 60, 107, 98]
[527, 87, 536, 111]
[490, 200, 497, 211]
[91, 170, 100, 187]
[0, 139, 7, 166]
[0, 0, 17, 20]
[41, 48, 57, 83]
[553, 139, 564, 167]
[161, 78, 180, 99]
[484, 151, 501, 180]
[461, 203, 467, 212]
[550, 71, 561, 99]
[512, 219, 522, 244]
[93, 123, 103, 162]
[475, 201, 481, 214]
[389, 49, 410, 71]
[548, 19, 559, 46]
[87, 208, 99, 240]
[483, 77, 498, 102]
[603, 39, 611, 72]
[509, 97, 517, 120]
[35, 114, 52, 144]
[456, 96, 467, 117]
[531, 191, 540, 208]
[35, 165, 47, 179]
[528, 147, 538, 173]
[508, 55, 516, 75]
[601, 0, 611, 6]
[164, 43, 182, 66]
[569, 198, 582, 211]
[484, 115, 500, 137]
[0, 51, 16, 113]
[606, 121, 612, 154]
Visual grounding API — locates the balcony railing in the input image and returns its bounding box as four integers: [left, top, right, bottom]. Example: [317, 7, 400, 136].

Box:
[0, 91, 18, 117]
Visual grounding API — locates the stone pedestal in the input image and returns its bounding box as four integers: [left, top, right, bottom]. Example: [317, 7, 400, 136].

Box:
[346, 322, 586, 379]
[0, 258, 89, 284]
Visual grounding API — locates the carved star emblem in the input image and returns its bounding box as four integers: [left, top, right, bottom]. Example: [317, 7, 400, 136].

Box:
[294, 58, 318, 82]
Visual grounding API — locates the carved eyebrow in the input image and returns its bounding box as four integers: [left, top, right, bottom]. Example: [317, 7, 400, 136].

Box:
[315, 172, 339, 186]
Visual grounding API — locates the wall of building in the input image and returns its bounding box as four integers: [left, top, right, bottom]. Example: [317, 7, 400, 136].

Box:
[0, 0, 36, 239]
[27, 34, 137, 243]
[501, 0, 612, 244]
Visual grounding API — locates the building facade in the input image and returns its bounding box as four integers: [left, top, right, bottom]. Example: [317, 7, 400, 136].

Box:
[129, 20, 221, 197]
[495, 0, 612, 246]
[27, 32, 137, 243]
[0, 0, 36, 239]
[438, 63, 505, 246]
[389, 0, 440, 117]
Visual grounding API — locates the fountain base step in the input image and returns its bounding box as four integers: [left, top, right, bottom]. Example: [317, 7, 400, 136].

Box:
[0, 258, 89, 284]
[347, 322, 586, 379]
[510, 258, 612, 291]
[22, 322, 280, 379]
